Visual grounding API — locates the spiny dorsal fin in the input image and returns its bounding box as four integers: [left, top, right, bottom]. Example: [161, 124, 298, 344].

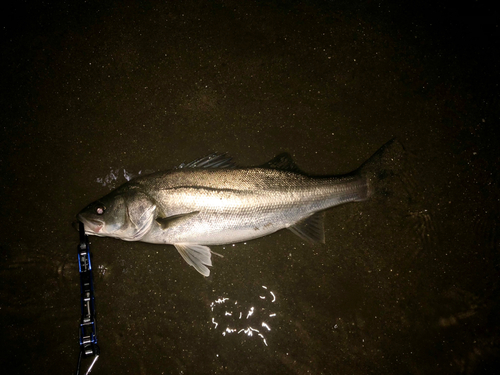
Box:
[178, 154, 236, 169]
[261, 153, 302, 172]
[288, 212, 325, 244]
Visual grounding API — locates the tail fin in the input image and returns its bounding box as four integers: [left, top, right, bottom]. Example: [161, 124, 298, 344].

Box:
[358, 139, 406, 199]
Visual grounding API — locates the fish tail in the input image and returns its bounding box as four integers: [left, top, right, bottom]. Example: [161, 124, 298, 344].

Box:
[358, 139, 406, 199]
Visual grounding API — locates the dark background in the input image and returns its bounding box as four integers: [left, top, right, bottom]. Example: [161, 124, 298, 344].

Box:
[1, 1, 499, 374]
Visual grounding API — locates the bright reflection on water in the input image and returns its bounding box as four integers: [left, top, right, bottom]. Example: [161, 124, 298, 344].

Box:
[210, 285, 278, 346]
[95, 167, 155, 188]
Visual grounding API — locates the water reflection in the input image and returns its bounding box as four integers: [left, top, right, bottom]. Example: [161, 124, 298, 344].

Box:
[210, 285, 278, 346]
[95, 168, 155, 188]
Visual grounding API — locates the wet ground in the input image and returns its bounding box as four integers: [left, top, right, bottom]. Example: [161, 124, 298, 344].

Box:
[1, 1, 499, 374]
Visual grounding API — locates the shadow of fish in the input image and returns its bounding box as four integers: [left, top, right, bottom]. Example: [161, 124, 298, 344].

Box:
[77, 140, 404, 276]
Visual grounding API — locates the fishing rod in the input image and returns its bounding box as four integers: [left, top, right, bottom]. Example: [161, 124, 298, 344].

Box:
[76, 221, 100, 375]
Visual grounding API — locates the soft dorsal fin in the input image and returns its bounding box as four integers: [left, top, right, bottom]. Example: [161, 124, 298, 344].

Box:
[261, 153, 301, 172]
[178, 154, 236, 169]
[288, 212, 325, 244]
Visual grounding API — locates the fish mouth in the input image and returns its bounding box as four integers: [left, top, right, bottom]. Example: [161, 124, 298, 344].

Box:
[77, 214, 103, 234]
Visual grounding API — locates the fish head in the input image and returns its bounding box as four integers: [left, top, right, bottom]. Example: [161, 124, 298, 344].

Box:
[77, 188, 157, 241]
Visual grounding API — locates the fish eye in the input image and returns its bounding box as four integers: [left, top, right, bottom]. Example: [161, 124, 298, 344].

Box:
[96, 206, 105, 215]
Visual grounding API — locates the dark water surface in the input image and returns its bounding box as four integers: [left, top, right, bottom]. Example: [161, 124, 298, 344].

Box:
[1, 1, 499, 374]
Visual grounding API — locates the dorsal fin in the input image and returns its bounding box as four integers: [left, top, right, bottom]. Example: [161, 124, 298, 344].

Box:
[178, 154, 236, 169]
[261, 153, 301, 172]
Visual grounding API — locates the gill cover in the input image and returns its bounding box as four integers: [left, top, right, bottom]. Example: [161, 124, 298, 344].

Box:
[120, 190, 157, 241]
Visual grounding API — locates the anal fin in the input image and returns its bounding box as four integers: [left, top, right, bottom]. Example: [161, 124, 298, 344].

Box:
[288, 212, 325, 244]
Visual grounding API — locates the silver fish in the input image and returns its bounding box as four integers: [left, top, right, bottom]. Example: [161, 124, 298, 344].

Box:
[77, 140, 402, 276]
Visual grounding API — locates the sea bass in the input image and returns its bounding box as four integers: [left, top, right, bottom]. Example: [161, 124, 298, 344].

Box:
[77, 140, 402, 276]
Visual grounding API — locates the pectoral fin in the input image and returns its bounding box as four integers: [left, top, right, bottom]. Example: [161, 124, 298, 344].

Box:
[174, 244, 213, 276]
[288, 212, 326, 244]
[156, 211, 200, 229]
